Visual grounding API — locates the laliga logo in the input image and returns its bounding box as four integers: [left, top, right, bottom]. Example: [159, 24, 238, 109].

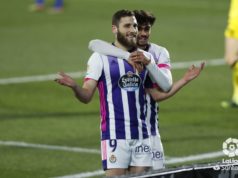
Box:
[223, 138, 238, 157]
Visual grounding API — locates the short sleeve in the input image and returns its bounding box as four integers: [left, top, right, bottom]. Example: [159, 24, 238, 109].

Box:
[157, 47, 171, 69]
[85, 52, 103, 81]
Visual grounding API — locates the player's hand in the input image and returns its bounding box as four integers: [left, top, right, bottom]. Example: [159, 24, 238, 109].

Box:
[127, 56, 144, 73]
[130, 51, 151, 66]
[128, 51, 150, 73]
[128, 55, 143, 73]
[55, 71, 77, 88]
[134, 62, 144, 73]
[183, 62, 205, 82]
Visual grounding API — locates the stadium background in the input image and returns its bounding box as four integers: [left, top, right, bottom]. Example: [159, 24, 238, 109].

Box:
[0, 0, 237, 177]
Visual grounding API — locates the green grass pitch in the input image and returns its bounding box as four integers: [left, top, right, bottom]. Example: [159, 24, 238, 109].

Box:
[0, 0, 237, 177]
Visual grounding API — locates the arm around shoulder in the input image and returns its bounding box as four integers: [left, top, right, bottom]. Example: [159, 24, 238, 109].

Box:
[89, 39, 130, 60]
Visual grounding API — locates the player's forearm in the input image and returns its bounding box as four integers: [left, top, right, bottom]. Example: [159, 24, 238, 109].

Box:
[146, 63, 173, 92]
[71, 85, 93, 104]
[89, 39, 130, 60]
[154, 78, 187, 102]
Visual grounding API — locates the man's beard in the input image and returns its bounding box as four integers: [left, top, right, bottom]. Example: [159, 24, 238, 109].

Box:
[117, 31, 137, 49]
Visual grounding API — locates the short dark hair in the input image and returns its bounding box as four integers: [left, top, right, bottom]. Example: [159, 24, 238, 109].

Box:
[112, 9, 135, 27]
[133, 10, 156, 26]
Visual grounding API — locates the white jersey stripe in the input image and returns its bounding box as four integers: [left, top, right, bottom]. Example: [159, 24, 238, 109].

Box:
[135, 89, 143, 139]
[102, 56, 116, 139]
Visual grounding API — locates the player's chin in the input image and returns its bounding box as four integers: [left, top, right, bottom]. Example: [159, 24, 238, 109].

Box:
[127, 38, 137, 46]
[138, 39, 148, 46]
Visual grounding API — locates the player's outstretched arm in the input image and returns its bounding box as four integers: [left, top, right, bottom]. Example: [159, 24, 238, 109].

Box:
[148, 62, 205, 102]
[55, 72, 97, 104]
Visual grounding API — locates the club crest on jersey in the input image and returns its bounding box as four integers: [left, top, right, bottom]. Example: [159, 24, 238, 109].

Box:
[118, 71, 142, 91]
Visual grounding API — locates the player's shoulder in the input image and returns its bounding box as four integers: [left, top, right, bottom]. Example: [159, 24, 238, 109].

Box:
[91, 51, 121, 59]
[148, 43, 171, 64]
[149, 43, 169, 54]
[90, 52, 104, 57]
[149, 42, 162, 49]
[148, 43, 170, 59]
[88, 52, 106, 64]
[89, 52, 109, 60]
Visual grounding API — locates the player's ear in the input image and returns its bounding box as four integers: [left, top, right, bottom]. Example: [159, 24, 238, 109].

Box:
[112, 25, 118, 34]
